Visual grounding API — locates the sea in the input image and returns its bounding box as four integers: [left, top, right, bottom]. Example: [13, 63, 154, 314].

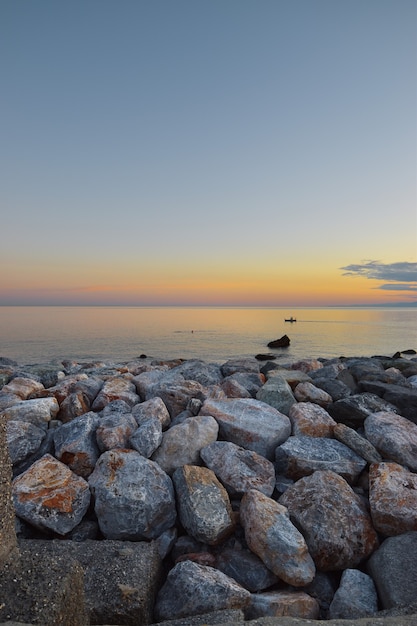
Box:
[0, 306, 416, 367]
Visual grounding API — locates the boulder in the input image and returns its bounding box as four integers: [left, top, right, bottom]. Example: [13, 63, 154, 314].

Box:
[215, 547, 278, 592]
[267, 335, 290, 348]
[328, 568, 378, 619]
[132, 396, 171, 429]
[359, 380, 417, 423]
[53, 412, 101, 478]
[6, 420, 46, 465]
[91, 375, 139, 410]
[333, 422, 382, 464]
[293, 382, 333, 408]
[364, 411, 417, 471]
[328, 392, 399, 427]
[0, 397, 59, 428]
[256, 375, 297, 415]
[288, 402, 336, 437]
[369, 462, 417, 535]
[130, 416, 163, 458]
[95, 411, 138, 452]
[220, 358, 260, 377]
[146, 379, 207, 418]
[240, 489, 316, 586]
[1, 376, 44, 399]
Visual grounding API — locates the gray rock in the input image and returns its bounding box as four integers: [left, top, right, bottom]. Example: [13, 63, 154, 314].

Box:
[6, 420, 46, 465]
[148, 379, 207, 418]
[333, 422, 382, 464]
[0, 397, 59, 428]
[130, 416, 163, 458]
[91, 375, 140, 410]
[279, 470, 379, 571]
[95, 411, 138, 452]
[367, 532, 417, 609]
[173, 465, 235, 545]
[200, 398, 291, 460]
[311, 376, 353, 401]
[88, 449, 176, 540]
[359, 380, 417, 423]
[200, 441, 276, 497]
[221, 358, 260, 377]
[151, 415, 219, 475]
[293, 382, 333, 408]
[275, 435, 367, 483]
[369, 462, 417, 535]
[364, 411, 417, 471]
[256, 375, 297, 415]
[154, 560, 251, 621]
[225, 372, 264, 397]
[240, 489, 316, 586]
[328, 392, 399, 427]
[245, 591, 320, 620]
[328, 568, 378, 619]
[12, 454, 91, 535]
[132, 396, 171, 429]
[215, 547, 278, 592]
[53, 411, 101, 477]
[133, 367, 170, 400]
[170, 360, 224, 386]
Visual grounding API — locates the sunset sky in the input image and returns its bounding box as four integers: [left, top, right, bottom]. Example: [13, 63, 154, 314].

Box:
[1, 0, 416, 307]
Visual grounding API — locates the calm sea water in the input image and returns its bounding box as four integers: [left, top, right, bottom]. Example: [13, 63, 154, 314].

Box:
[0, 306, 416, 366]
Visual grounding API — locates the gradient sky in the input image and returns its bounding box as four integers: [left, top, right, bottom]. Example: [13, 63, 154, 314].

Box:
[1, 0, 416, 306]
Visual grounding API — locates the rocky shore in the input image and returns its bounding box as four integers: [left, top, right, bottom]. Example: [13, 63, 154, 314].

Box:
[1, 349, 417, 626]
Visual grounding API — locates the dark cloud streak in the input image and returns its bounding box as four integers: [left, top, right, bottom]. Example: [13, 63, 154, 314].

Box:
[340, 261, 417, 298]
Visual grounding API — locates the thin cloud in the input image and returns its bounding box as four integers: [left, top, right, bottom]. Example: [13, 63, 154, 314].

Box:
[340, 261, 417, 300]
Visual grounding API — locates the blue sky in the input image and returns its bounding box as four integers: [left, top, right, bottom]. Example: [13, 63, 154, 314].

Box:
[1, 0, 416, 305]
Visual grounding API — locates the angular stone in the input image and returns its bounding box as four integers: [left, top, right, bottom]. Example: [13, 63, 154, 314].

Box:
[200, 398, 291, 460]
[173, 465, 235, 545]
[240, 489, 315, 586]
[91, 375, 139, 410]
[275, 435, 367, 483]
[146, 379, 207, 418]
[0, 397, 59, 428]
[215, 547, 278, 592]
[0, 391, 21, 411]
[224, 372, 264, 396]
[1, 376, 45, 399]
[6, 420, 46, 465]
[364, 411, 417, 471]
[200, 440, 276, 497]
[245, 590, 320, 620]
[130, 416, 163, 458]
[265, 366, 312, 388]
[45, 372, 90, 403]
[88, 449, 176, 540]
[333, 422, 382, 464]
[367, 531, 417, 609]
[293, 381, 333, 407]
[132, 396, 171, 429]
[12, 454, 91, 535]
[53, 412, 101, 478]
[289, 402, 336, 437]
[154, 560, 251, 621]
[369, 462, 417, 536]
[170, 359, 224, 386]
[256, 375, 297, 415]
[279, 470, 379, 571]
[57, 390, 91, 423]
[328, 568, 378, 619]
[310, 376, 353, 402]
[221, 378, 252, 398]
[95, 411, 138, 452]
[328, 392, 399, 427]
[151, 415, 219, 475]
[132, 367, 170, 399]
[221, 358, 260, 377]
[359, 380, 417, 423]
[291, 358, 324, 373]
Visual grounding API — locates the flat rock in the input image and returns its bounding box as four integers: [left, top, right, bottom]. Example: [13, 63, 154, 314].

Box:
[288, 402, 336, 437]
[200, 441, 276, 497]
[12, 453, 91, 535]
[173, 465, 235, 545]
[275, 435, 367, 483]
[200, 398, 291, 460]
[154, 560, 251, 621]
[279, 470, 379, 571]
[333, 422, 382, 464]
[369, 462, 417, 535]
[364, 411, 417, 471]
[240, 489, 316, 586]
[88, 449, 176, 540]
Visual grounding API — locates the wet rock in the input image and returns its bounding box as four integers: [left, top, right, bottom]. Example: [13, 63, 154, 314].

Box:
[328, 568, 378, 619]
[333, 422, 382, 464]
[369, 462, 417, 536]
[91, 375, 139, 411]
[53, 412, 101, 478]
[132, 396, 171, 429]
[200, 398, 291, 460]
[95, 410, 138, 452]
[12, 454, 90, 535]
[215, 547, 278, 592]
[240, 489, 316, 586]
[151, 415, 219, 475]
[268, 335, 290, 348]
[154, 560, 251, 621]
[200, 440, 276, 497]
[173, 465, 235, 545]
[88, 449, 176, 539]
[293, 381, 333, 408]
[1, 397, 59, 428]
[288, 402, 336, 437]
[130, 416, 163, 458]
[256, 375, 297, 415]
[328, 392, 399, 427]
[364, 411, 417, 471]
[1, 376, 45, 399]
[279, 470, 379, 571]
[367, 531, 417, 610]
[275, 435, 367, 483]
[245, 590, 320, 620]
[6, 420, 46, 465]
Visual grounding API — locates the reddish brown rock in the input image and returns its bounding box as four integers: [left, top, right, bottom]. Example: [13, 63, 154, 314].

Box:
[240, 489, 316, 586]
[279, 470, 379, 571]
[92, 376, 139, 410]
[289, 402, 336, 437]
[293, 382, 333, 408]
[1, 377, 44, 399]
[369, 462, 417, 536]
[58, 391, 91, 423]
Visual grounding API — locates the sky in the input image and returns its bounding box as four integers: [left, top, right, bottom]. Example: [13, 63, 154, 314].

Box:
[1, 0, 416, 307]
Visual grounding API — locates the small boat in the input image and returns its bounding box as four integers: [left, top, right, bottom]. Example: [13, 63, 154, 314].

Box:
[285, 317, 297, 322]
